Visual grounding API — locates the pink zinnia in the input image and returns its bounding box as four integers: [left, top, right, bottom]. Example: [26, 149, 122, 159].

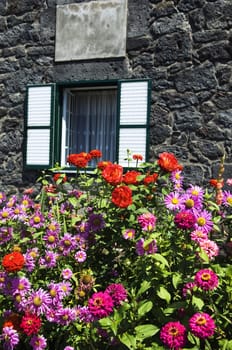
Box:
[174, 210, 196, 230]
[182, 281, 196, 298]
[199, 239, 219, 260]
[190, 229, 208, 243]
[194, 269, 219, 291]
[105, 283, 128, 306]
[189, 312, 216, 338]
[88, 291, 114, 319]
[160, 321, 187, 349]
[138, 212, 157, 231]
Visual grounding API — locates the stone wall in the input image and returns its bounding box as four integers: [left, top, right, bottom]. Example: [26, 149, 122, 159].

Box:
[0, 0, 231, 194]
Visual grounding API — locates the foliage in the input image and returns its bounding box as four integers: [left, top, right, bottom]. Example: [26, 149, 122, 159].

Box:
[0, 150, 231, 350]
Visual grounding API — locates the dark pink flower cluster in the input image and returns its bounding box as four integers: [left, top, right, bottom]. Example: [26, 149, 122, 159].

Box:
[189, 312, 216, 338]
[160, 321, 187, 349]
[174, 210, 196, 230]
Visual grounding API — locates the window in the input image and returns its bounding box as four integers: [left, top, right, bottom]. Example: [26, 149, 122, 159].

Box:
[24, 79, 151, 170]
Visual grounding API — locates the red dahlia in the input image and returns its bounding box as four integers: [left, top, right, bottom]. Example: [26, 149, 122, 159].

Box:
[2, 252, 25, 273]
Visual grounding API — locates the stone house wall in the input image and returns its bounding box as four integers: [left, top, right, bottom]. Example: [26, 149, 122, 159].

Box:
[0, 0, 231, 194]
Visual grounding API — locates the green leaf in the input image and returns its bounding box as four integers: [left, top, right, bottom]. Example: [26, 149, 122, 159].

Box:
[119, 332, 136, 349]
[192, 295, 204, 310]
[135, 324, 159, 340]
[157, 286, 171, 304]
[152, 253, 169, 267]
[138, 301, 153, 317]
[137, 281, 151, 297]
[172, 273, 182, 289]
[68, 196, 79, 207]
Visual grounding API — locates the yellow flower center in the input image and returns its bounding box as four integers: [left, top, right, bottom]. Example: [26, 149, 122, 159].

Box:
[64, 240, 71, 246]
[22, 200, 28, 206]
[196, 316, 206, 325]
[201, 273, 210, 281]
[48, 235, 55, 243]
[227, 197, 232, 205]
[18, 283, 25, 290]
[192, 190, 199, 196]
[169, 327, 179, 336]
[2, 211, 9, 218]
[50, 289, 56, 297]
[48, 224, 56, 231]
[197, 217, 206, 226]
[34, 216, 41, 223]
[33, 296, 42, 306]
[171, 198, 179, 204]
[186, 199, 194, 208]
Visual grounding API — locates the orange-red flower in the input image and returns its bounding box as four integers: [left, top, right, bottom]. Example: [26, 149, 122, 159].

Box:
[132, 154, 143, 161]
[2, 252, 25, 273]
[209, 179, 224, 189]
[67, 153, 91, 168]
[3, 313, 22, 332]
[53, 173, 67, 183]
[111, 186, 133, 208]
[89, 149, 102, 158]
[157, 152, 183, 172]
[102, 164, 123, 186]
[97, 161, 112, 171]
[123, 171, 141, 185]
[143, 173, 159, 185]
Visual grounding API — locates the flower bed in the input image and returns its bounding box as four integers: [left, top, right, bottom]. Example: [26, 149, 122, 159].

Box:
[0, 151, 231, 350]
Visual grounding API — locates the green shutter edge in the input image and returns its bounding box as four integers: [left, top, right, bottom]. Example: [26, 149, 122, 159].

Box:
[23, 83, 56, 170]
[116, 79, 152, 165]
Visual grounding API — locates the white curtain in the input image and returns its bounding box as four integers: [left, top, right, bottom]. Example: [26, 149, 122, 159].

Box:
[66, 89, 117, 163]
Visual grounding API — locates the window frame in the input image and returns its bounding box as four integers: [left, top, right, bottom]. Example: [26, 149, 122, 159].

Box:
[24, 79, 151, 171]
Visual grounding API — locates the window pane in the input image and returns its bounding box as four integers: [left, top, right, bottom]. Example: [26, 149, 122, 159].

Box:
[63, 88, 117, 164]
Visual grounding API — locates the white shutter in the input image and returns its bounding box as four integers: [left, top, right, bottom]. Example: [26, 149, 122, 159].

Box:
[118, 80, 150, 167]
[25, 84, 55, 168]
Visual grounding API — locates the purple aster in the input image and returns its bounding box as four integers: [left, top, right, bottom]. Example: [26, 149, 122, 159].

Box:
[46, 221, 61, 234]
[186, 185, 204, 200]
[29, 335, 47, 350]
[54, 306, 77, 326]
[29, 211, 45, 229]
[20, 195, 34, 208]
[76, 305, 95, 323]
[75, 250, 87, 263]
[164, 192, 184, 211]
[58, 281, 72, 298]
[0, 271, 7, 290]
[222, 190, 232, 207]
[76, 221, 90, 235]
[27, 288, 52, 316]
[43, 231, 59, 249]
[61, 268, 73, 280]
[87, 213, 105, 232]
[171, 170, 184, 190]
[193, 209, 214, 234]
[39, 251, 58, 268]
[23, 252, 36, 272]
[58, 233, 77, 256]
[74, 234, 88, 249]
[137, 212, 157, 232]
[0, 326, 19, 350]
[181, 193, 203, 211]
[0, 191, 6, 204]
[64, 347, 74, 350]
[6, 195, 17, 208]
[11, 276, 31, 296]
[122, 228, 135, 240]
[0, 227, 13, 245]
[11, 205, 27, 221]
[48, 282, 64, 305]
[136, 238, 158, 256]
[0, 207, 12, 221]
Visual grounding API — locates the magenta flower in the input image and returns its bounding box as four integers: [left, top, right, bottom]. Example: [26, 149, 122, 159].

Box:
[29, 334, 47, 350]
[76, 305, 95, 323]
[136, 238, 157, 256]
[164, 192, 184, 211]
[29, 211, 45, 229]
[54, 307, 77, 326]
[226, 178, 232, 186]
[0, 326, 19, 350]
[174, 210, 196, 230]
[189, 312, 216, 338]
[199, 239, 219, 260]
[0, 227, 13, 245]
[122, 229, 135, 240]
[186, 185, 204, 200]
[171, 170, 183, 189]
[88, 291, 114, 319]
[75, 250, 87, 263]
[182, 281, 196, 298]
[194, 269, 219, 291]
[87, 213, 105, 232]
[39, 251, 58, 268]
[11, 276, 31, 296]
[181, 193, 203, 211]
[222, 190, 232, 206]
[105, 283, 128, 306]
[193, 209, 214, 233]
[27, 288, 52, 316]
[64, 347, 74, 350]
[59, 233, 77, 256]
[62, 268, 73, 280]
[160, 321, 187, 349]
[48, 282, 64, 305]
[43, 231, 59, 249]
[0, 191, 6, 204]
[138, 212, 157, 231]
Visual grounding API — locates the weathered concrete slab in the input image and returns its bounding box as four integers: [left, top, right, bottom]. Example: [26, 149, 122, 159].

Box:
[55, 0, 128, 61]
